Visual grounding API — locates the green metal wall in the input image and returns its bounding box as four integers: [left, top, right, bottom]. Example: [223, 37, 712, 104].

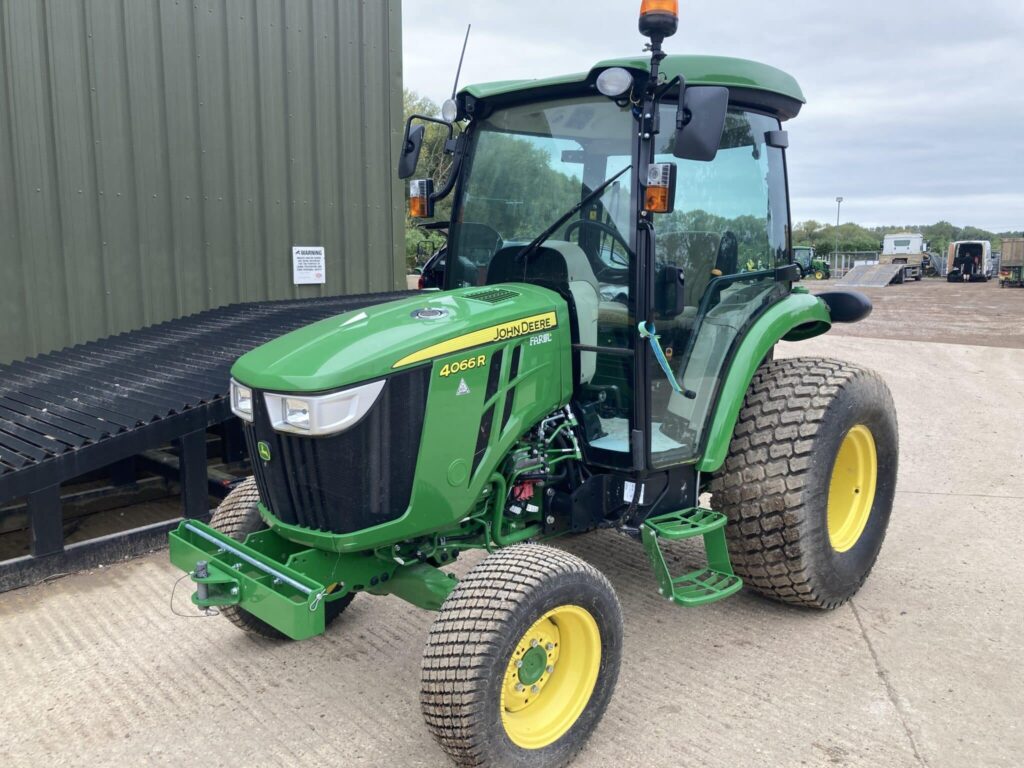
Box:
[0, 0, 404, 364]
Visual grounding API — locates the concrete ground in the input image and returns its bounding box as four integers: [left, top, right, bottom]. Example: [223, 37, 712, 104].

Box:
[2, 284, 1023, 767]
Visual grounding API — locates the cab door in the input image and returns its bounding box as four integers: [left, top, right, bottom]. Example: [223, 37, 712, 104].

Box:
[645, 109, 791, 468]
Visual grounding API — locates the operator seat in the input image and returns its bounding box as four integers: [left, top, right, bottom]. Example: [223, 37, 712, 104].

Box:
[486, 241, 598, 383]
[715, 231, 739, 276]
[681, 232, 723, 308]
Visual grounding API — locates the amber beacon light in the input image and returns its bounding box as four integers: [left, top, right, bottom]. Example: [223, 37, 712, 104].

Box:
[408, 178, 435, 219]
[644, 163, 677, 214]
[639, 0, 679, 40]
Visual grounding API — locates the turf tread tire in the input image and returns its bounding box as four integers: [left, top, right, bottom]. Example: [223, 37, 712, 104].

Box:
[420, 544, 622, 768]
[710, 357, 898, 610]
[208, 477, 352, 639]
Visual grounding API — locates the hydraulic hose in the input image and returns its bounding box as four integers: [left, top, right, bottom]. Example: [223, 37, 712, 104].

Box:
[489, 472, 541, 547]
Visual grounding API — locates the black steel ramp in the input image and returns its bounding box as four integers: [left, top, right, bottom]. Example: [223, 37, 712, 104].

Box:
[0, 291, 410, 589]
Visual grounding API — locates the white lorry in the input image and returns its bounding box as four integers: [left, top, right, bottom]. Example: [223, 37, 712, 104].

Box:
[880, 233, 927, 281]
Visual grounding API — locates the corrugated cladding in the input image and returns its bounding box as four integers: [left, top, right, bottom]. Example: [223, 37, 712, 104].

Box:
[0, 0, 404, 364]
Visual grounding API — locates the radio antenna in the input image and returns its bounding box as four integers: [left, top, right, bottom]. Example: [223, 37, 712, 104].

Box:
[450, 24, 472, 99]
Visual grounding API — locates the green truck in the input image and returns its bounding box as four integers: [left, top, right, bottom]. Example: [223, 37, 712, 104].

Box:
[169, 4, 897, 766]
[793, 245, 831, 279]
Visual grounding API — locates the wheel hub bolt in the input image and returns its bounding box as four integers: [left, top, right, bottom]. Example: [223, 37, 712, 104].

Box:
[531, 639, 539, 648]
[545, 642, 554, 651]
[531, 685, 539, 694]
[515, 660, 523, 668]
[515, 683, 524, 692]
[546, 665, 554, 674]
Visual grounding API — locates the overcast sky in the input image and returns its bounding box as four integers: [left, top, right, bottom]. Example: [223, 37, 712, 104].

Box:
[402, 1, 1024, 232]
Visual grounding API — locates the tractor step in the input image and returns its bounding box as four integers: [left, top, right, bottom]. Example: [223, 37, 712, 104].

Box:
[666, 568, 743, 606]
[642, 507, 726, 539]
[641, 508, 742, 607]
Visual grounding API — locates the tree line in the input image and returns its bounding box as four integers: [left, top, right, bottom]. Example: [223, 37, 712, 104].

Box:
[793, 220, 1021, 259]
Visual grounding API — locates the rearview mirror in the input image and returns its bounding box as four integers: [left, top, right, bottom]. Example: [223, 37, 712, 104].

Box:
[673, 86, 729, 162]
[398, 124, 425, 179]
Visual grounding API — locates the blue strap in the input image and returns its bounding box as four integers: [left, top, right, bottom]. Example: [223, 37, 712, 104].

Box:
[638, 321, 684, 396]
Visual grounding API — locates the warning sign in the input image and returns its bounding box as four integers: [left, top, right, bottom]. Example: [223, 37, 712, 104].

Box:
[292, 246, 326, 285]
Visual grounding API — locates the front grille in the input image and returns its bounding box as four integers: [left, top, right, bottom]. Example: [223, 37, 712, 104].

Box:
[244, 366, 430, 534]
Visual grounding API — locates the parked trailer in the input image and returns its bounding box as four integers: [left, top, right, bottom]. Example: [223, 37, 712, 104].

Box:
[946, 240, 992, 283]
[999, 237, 1024, 288]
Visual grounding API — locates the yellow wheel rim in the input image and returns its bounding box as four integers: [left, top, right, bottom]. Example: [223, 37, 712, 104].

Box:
[500, 605, 601, 750]
[827, 424, 878, 552]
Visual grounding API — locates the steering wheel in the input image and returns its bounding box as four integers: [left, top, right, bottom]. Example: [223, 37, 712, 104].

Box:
[564, 219, 631, 262]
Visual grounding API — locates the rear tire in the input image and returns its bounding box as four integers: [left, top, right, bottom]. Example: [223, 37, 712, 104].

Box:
[208, 478, 353, 639]
[710, 358, 898, 609]
[421, 544, 622, 768]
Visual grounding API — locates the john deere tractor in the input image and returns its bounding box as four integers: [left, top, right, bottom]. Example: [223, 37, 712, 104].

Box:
[794, 245, 831, 280]
[169, 3, 897, 766]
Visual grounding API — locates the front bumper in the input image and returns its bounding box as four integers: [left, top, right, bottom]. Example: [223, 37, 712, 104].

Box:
[168, 519, 459, 637]
[169, 520, 329, 640]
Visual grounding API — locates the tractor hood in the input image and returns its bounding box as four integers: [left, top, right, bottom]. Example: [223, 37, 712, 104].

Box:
[231, 284, 569, 392]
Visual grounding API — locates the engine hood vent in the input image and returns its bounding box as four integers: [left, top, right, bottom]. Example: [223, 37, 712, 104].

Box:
[465, 287, 521, 304]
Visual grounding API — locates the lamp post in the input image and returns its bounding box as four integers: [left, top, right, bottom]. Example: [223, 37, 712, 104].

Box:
[834, 196, 843, 259]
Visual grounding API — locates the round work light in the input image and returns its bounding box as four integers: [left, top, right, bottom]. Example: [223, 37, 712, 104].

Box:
[596, 68, 634, 98]
[441, 98, 459, 123]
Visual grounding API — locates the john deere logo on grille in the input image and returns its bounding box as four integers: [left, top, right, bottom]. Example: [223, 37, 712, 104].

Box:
[257, 441, 272, 462]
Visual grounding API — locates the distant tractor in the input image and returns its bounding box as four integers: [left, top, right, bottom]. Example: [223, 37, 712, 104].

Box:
[947, 239, 992, 283]
[998, 237, 1023, 288]
[793, 245, 830, 280]
[880, 233, 926, 282]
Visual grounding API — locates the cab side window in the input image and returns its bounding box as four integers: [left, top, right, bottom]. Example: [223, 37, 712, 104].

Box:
[648, 109, 790, 466]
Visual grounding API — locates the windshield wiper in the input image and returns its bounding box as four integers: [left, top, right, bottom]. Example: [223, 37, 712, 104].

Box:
[515, 165, 632, 263]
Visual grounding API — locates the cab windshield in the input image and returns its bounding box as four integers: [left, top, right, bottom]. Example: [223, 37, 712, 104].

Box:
[446, 94, 790, 470]
[448, 97, 636, 292]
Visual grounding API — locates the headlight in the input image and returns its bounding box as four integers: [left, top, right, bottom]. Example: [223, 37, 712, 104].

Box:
[263, 380, 386, 436]
[284, 398, 311, 430]
[230, 379, 253, 421]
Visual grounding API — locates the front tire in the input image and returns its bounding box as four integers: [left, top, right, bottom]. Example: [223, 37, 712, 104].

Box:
[208, 478, 353, 638]
[421, 544, 622, 768]
[710, 357, 898, 609]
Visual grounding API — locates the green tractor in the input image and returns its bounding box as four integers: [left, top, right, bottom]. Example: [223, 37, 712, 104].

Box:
[794, 245, 831, 280]
[169, 4, 897, 766]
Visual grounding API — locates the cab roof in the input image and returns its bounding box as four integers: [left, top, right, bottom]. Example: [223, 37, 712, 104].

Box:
[460, 54, 806, 121]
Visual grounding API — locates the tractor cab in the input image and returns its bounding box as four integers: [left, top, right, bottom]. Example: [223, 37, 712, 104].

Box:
[794, 246, 813, 275]
[404, 54, 803, 476]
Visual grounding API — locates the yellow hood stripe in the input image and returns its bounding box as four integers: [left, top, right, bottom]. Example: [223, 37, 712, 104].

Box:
[393, 312, 557, 368]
